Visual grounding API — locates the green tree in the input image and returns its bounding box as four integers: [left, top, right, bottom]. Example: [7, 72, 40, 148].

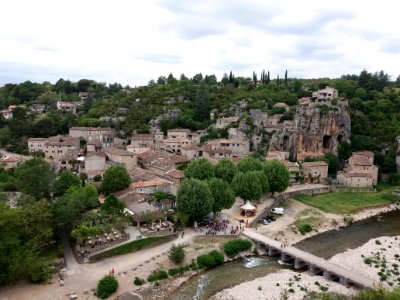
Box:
[14, 157, 54, 200]
[169, 244, 185, 265]
[101, 193, 125, 215]
[263, 160, 290, 194]
[195, 81, 210, 121]
[207, 177, 235, 216]
[231, 172, 262, 201]
[101, 166, 131, 195]
[214, 158, 238, 183]
[52, 171, 81, 197]
[177, 179, 213, 221]
[323, 153, 341, 175]
[249, 170, 270, 193]
[184, 158, 214, 180]
[0, 200, 53, 284]
[237, 156, 263, 173]
[71, 223, 101, 243]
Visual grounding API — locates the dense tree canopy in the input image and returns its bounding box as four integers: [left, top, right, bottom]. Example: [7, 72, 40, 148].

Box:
[14, 157, 54, 200]
[207, 177, 235, 215]
[0, 200, 53, 284]
[231, 172, 262, 201]
[101, 166, 131, 195]
[184, 158, 214, 180]
[214, 158, 238, 183]
[52, 171, 81, 197]
[177, 178, 213, 221]
[263, 160, 290, 194]
[237, 156, 263, 173]
[249, 170, 270, 193]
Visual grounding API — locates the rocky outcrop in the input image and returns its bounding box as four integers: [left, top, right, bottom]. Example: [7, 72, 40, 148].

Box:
[269, 106, 351, 160]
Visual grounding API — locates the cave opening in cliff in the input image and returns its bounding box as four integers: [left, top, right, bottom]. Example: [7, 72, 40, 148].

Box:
[337, 134, 343, 143]
[323, 135, 332, 149]
[282, 136, 290, 151]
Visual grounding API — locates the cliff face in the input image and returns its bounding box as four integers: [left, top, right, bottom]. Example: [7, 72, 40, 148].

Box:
[269, 106, 351, 160]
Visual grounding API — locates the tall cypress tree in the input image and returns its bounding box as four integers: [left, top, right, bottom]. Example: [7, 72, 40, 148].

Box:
[195, 81, 210, 122]
[284, 70, 288, 86]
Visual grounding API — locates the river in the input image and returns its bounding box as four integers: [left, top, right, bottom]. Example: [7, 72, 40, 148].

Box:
[170, 209, 400, 300]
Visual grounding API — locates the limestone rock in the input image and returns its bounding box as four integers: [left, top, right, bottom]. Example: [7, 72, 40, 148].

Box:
[269, 105, 351, 160]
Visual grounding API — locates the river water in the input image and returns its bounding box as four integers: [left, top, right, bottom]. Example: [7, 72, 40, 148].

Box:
[170, 209, 400, 300]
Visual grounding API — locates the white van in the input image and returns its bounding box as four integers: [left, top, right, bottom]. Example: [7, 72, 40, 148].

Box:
[271, 207, 284, 215]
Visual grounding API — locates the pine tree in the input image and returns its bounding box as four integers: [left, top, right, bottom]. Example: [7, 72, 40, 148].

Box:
[266, 71, 270, 84]
[195, 81, 210, 122]
[277, 75, 280, 86]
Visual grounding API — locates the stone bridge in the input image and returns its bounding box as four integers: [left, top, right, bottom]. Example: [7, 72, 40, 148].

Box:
[243, 230, 379, 289]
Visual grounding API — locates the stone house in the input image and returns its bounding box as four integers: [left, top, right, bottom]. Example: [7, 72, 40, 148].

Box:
[266, 151, 289, 161]
[162, 138, 191, 154]
[302, 161, 328, 183]
[215, 117, 240, 129]
[0, 155, 22, 169]
[282, 160, 300, 173]
[336, 151, 378, 187]
[167, 129, 190, 139]
[128, 133, 156, 154]
[104, 147, 137, 171]
[31, 104, 46, 114]
[312, 86, 338, 100]
[206, 139, 249, 157]
[69, 127, 113, 148]
[78, 92, 90, 101]
[28, 135, 80, 159]
[57, 101, 76, 114]
[131, 179, 172, 194]
[85, 152, 106, 180]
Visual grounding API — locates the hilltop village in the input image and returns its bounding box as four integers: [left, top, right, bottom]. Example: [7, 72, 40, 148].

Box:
[1, 74, 400, 300]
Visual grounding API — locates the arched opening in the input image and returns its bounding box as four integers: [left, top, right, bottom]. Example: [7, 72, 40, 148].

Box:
[323, 135, 332, 149]
[282, 136, 290, 151]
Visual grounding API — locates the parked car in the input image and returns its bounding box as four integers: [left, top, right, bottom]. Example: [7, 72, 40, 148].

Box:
[259, 219, 269, 225]
[267, 215, 276, 221]
[198, 219, 211, 227]
[271, 207, 284, 215]
[261, 217, 272, 223]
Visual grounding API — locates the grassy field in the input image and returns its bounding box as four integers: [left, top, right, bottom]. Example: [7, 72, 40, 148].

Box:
[294, 184, 400, 214]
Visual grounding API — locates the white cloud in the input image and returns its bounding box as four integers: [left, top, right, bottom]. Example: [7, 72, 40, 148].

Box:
[0, 0, 399, 86]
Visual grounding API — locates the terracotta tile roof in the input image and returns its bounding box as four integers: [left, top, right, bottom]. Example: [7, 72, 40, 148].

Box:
[353, 151, 374, 158]
[168, 129, 190, 132]
[163, 138, 191, 143]
[165, 169, 185, 179]
[86, 152, 107, 158]
[132, 179, 170, 188]
[70, 127, 111, 132]
[0, 155, 22, 163]
[105, 147, 135, 156]
[302, 161, 328, 167]
[351, 156, 372, 166]
[114, 187, 136, 198]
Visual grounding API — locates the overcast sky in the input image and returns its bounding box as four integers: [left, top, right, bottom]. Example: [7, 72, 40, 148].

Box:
[0, 0, 398, 86]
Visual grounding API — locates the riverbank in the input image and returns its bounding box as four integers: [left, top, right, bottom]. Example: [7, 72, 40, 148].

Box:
[256, 199, 400, 246]
[209, 269, 357, 300]
[330, 235, 400, 290]
[209, 235, 400, 300]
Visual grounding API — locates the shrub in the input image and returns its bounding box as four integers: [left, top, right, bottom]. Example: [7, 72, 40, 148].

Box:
[147, 270, 168, 282]
[28, 265, 52, 283]
[96, 275, 119, 299]
[223, 239, 252, 256]
[169, 244, 185, 265]
[93, 174, 102, 182]
[298, 224, 313, 235]
[197, 250, 225, 268]
[133, 277, 145, 286]
[375, 240, 382, 245]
